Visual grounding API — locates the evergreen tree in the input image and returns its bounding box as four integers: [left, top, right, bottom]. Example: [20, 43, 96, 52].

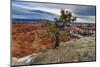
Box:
[54, 9, 77, 48]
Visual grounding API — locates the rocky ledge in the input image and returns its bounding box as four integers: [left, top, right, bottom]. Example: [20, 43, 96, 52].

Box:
[12, 37, 96, 66]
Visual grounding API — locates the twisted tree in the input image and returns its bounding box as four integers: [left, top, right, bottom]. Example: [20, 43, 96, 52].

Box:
[54, 9, 77, 48]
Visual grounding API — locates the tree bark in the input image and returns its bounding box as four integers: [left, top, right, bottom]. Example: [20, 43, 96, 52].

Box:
[55, 20, 60, 48]
[55, 32, 60, 48]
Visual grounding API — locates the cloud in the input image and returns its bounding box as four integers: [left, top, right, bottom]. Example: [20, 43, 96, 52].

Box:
[12, 1, 96, 23]
[75, 16, 95, 23]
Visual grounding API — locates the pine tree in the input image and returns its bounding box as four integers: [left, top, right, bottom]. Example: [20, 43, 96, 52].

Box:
[54, 9, 77, 48]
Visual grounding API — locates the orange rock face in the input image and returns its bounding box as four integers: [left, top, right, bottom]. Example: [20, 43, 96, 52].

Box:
[12, 23, 56, 58]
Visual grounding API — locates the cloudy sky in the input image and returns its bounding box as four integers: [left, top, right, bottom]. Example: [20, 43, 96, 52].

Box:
[12, 1, 96, 23]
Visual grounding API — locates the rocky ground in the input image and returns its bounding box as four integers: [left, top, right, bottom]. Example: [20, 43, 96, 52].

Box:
[12, 37, 96, 66]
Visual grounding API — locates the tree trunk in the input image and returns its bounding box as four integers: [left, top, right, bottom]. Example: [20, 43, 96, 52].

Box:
[55, 32, 60, 48]
[55, 20, 60, 48]
[62, 22, 66, 28]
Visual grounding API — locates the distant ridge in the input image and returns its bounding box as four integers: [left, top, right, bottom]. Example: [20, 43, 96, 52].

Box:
[12, 19, 54, 23]
[12, 19, 95, 24]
